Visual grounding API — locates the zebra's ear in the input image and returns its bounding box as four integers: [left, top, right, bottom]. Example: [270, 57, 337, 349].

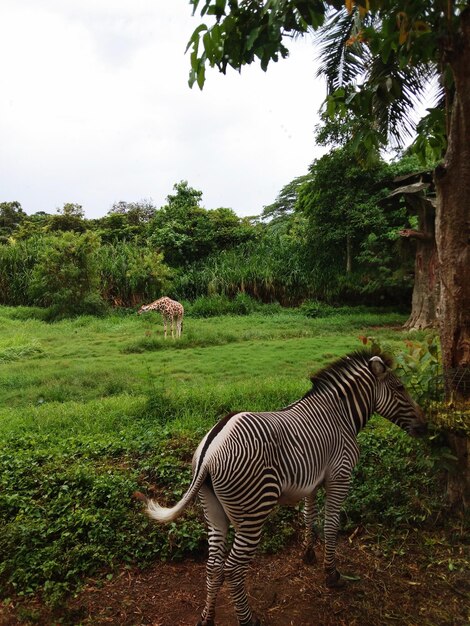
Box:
[369, 356, 387, 378]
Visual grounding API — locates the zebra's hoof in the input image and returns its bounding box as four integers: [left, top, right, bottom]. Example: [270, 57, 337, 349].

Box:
[302, 544, 318, 565]
[196, 619, 215, 626]
[325, 569, 345, 588]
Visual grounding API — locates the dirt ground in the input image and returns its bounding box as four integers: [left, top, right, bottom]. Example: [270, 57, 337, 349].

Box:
[1, 531, 468, 626]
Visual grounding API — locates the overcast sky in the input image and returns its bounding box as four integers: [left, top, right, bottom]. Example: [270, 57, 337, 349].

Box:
[0, 0, 327, 219]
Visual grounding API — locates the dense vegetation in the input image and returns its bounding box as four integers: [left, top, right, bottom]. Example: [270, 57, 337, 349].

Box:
[0, 151, 426, 317]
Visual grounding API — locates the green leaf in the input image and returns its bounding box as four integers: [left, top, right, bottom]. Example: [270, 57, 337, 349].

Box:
[246, 27, 261, 51]
[185, 23, 207, 54]
[197, 64, 206, 90]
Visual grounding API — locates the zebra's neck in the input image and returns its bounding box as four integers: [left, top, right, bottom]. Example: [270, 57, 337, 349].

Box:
[301, 367, 376, 436]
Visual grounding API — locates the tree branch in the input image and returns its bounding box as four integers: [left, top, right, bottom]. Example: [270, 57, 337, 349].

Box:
[399, 229, 433, 240]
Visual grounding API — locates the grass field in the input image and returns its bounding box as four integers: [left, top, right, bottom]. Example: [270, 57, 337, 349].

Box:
[0, 305, 452, 607]
[0, 306, 409, 434]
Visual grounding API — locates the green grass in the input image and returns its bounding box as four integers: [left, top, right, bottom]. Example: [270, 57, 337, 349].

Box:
[0, 307, 406, 412]
[0, 305, 448, 605]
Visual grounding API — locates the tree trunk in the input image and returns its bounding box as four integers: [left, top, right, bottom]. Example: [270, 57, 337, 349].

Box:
[401, 196, 439, 331]
[346, 235, 352, 273]
[434, 7, 470, 509]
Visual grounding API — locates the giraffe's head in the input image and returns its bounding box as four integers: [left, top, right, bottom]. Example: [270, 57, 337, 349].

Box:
[138, 298, 168, 315]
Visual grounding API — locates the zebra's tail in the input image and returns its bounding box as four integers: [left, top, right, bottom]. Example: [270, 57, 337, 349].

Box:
[134, 462, 209, 524]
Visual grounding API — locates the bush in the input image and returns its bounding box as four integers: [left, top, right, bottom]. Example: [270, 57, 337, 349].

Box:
[98, 243, 171, 307]
[186, 294, 232, 317]
[346, 421, 442, 526]
[28, 232, 105, 319]
[0, 433, 206, 604]
[186, 293, 258, 317]
[172, 235, 311, 306]
[228, 292, 256, 315]
[300, 300, 336, 318]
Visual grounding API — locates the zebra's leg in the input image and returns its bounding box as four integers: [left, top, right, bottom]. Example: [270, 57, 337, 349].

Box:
[224, 528, 263, 626]
[302, 490, 319, 565]
[197, 484, 230, 626]
[323, 477, 350, 588]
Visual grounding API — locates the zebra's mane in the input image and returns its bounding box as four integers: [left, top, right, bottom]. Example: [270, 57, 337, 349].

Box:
[306, 349, 394, 395]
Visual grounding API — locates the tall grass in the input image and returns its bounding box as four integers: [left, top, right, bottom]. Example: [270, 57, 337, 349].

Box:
[174, 237, 311, 305]
[0, 238, 41, 305]
[0, 239, 171, 310]
[98, 243, 171, 307]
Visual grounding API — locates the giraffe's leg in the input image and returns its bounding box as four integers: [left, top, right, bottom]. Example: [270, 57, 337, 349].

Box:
[197, 484, 230, 626]
[323, 475, 351, 588]
[302, 490, 320, 565]
[162, 315, 167, 339]
[177, 316, 182, 338]
[171, 316, 175, 339]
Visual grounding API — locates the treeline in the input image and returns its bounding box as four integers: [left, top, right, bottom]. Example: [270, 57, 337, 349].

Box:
[0, 151, 426, 318]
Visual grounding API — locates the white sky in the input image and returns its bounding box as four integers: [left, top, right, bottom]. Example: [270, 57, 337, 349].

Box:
[0, 0, 327, 219]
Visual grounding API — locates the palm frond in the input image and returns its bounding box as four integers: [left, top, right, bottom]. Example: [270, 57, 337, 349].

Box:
[366, 55, 440, 146]
[315, 8, 370, 92]
[315, 7, 442, 149]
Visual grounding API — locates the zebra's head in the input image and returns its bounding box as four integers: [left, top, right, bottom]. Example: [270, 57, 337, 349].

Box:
[369, 356, 427, 437]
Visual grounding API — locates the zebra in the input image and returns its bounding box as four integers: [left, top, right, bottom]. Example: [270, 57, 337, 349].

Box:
[136, 350, 427, 626]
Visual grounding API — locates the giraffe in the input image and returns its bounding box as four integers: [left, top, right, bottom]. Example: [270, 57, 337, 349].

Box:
[138, 297, 184, 339]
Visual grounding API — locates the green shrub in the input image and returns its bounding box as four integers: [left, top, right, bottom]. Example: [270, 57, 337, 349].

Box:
[98, 243, 171, 307]
[185, 293, 258, 318]
[186, 294, 232, 317]
[28, 232, 105, 319]
[0, 433, 206, 605]
[346, 420, 442, 526]
[173, 236, 310, 306]
[4, 306, 49, 321]
[300, 300, 336, 318]
[230, 292, 257, 315]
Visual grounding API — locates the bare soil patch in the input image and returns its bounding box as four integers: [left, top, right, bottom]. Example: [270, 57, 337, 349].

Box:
[1, 531, 468, 626]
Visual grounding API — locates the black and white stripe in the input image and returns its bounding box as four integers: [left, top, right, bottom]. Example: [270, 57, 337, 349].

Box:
[142, 349, 426, 626]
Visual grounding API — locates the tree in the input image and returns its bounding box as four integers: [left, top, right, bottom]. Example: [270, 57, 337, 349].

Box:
[262, 174, 313, 222]
[187, 0, 470, 507]
[108, 199, 157, 225]
[48, 203, 87, 233]
[0, 201, 26, 242]
[96, 200, 157, 244]
[164, 180, 203, 212]
[387, 168, 439, 330]
[148, 181, 254, 266]
[14, 211, 53, 240]
[148, 181, 211, 266]
[207, 207, 254, 249]
[297, 146, 412, 303]
[95, 212, 142, 244]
